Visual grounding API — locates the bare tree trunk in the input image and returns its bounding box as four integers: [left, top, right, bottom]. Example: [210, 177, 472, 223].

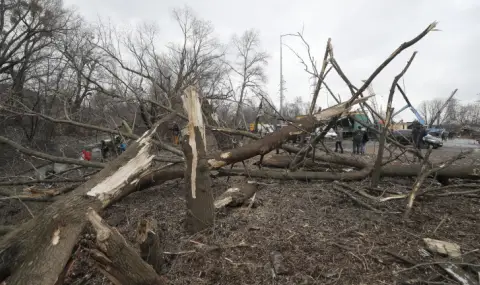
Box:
[371, 52, 417, 187]
[182, 87, 214, 234]
[309, 38, 331, 115]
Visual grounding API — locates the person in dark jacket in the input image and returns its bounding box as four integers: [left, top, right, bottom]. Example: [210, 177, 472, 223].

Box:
[411, 124, 421, 148]
[352, 126, 363, 155]
[361, 128, 369, 154]
[335, 126, 344, 153]
[412, 123, 427, 161]
[171, 122, 180, 145]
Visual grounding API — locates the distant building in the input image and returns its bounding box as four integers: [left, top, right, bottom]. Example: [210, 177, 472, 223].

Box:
[390, 121, 411, 131]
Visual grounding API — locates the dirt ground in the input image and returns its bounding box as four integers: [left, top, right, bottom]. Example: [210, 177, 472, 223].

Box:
[0, 141, 479, 285]
[1, 174, 479, 284]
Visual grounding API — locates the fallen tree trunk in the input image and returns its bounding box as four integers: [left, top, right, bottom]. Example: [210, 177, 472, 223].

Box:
[221, 160, 480, 182]
[258, 154, 367, 170]
[0, 125, 162, 284]
[217, 168, 372, 182]
[207, 97, 372, 169]
[380, 164, 480, 180]
[87, 209, 166, 285]
[257, 155, 480, 180]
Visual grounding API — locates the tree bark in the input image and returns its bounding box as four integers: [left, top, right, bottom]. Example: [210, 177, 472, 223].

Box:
[182, 87, 214, 234]
[87, 209, 166, 285]
[380, 164, 479, 179]
[0, 125, 161, 285]
[256, 155, 359, 171]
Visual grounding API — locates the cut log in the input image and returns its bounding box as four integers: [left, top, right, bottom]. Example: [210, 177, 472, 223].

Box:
[136, 219, 163, 274]
[217, 168, 372, 182]
[0, 123, 162, 285]
[380, 164, 480, 180]
[258, 154, 367, 170]
[182, 87, 214, 234]
[214, 182, 259, 208]
[257, 155, 480, 180]
[87, 209, 166, 285]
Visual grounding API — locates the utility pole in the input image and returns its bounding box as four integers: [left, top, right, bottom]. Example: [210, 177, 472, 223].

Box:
[280, 35, 284, 117]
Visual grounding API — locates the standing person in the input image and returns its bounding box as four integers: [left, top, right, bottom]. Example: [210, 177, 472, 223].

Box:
[411, 123, 423, 162]
[335, 126, 344, 153]
[361, 128, 369, 155]
[352, 126, 363, 155]
[441, 131, 446, 141]
[172, 122, 180, 145]
[100, 140, 109, 160]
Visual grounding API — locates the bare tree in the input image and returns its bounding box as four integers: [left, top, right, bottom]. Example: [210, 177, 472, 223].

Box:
[228, 29, 269, 128]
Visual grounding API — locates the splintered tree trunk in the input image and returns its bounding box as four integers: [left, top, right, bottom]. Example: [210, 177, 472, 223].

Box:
[87, 209, 166, 285]
[182, 87, 214, 234]
[136, 219, 163, 274]
[0, 125, 161, 285]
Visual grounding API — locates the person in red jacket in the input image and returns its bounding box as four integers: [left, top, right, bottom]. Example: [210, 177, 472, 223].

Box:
[81, 149, 92, 161]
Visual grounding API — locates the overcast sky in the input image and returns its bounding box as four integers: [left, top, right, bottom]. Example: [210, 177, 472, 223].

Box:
[63, 0, 480, 121]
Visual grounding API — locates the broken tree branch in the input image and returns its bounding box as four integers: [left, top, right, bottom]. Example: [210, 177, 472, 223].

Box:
[371, 51, 418, 187]
[405, 149, 473, 218]
[288, 22, 437, 170]
[309, 38, 331, 114]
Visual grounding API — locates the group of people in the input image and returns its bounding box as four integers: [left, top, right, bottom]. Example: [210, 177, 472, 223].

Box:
[411, 123, 427, 150]
[334, 126, 369, 155]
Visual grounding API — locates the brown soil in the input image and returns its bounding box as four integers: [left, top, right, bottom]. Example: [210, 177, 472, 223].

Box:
[2, 175, 476, 285]
[1, 148, 479, 284]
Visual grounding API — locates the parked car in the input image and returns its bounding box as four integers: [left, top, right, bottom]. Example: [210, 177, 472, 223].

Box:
[391, 129, 412, 145]
[423, 134, 443, 149]
[324, 128, 338, 139]
[390, 130, 443, 149]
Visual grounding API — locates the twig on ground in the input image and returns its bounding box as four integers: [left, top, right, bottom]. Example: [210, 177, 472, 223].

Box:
[332, 185, 382, 213]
